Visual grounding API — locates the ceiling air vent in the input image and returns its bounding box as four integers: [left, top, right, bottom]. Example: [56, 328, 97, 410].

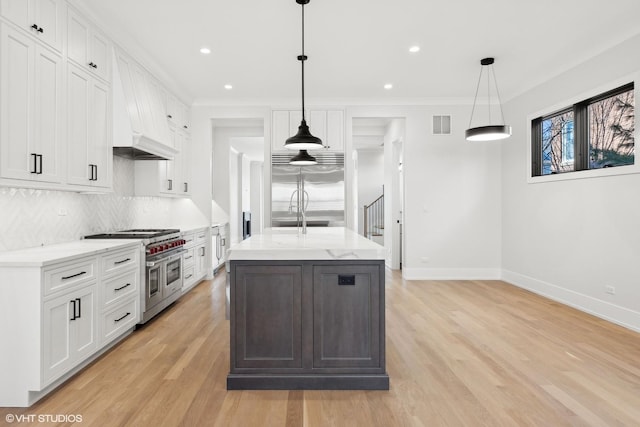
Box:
[432, 115, 451, 135]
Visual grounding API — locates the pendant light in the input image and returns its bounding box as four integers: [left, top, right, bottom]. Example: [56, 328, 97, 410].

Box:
[286, 0, 322, 165]
[465, 57, 512, 141]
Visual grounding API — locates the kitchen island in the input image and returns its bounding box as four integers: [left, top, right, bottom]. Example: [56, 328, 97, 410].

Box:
[226, 227, 389, 390]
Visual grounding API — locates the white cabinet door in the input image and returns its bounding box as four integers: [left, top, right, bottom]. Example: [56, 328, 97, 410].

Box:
[42, 293, 73, 385]
[89, 28, 109, 82]
[0, 0, 63, 52]
[0, 25, 34, 181]
[67, 7, 110, 82]
[0, 25, 63, 183]
[71, 287, 97, 361]
[90, 79, 111, 188]
[181, 133, 191, 195]
[308, 110, 327, 147]
[66, 65, 91, 186]
[289, 110, 303, 136]
[326, 110, 344, 151]
[34, 44, 63, 183]
[195, 244, 206, 279]
[42, 285, 97, 386]
[67, 65, 111, 188]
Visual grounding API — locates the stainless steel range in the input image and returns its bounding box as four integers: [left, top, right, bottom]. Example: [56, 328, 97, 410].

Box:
[84, 229, 186, 324]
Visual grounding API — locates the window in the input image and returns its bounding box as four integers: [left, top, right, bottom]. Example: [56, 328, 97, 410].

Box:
[532, 83, 634, 176]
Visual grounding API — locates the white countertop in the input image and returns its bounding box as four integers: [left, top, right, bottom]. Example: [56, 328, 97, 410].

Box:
[226, 227, 386, 261]
[0, 240, 142, 267]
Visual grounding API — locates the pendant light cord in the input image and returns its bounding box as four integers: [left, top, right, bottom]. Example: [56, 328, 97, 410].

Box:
[300, 2, 306, 122]
[468, 66, 484, 128]
[468, 63, 507, 128]
[491, 65, 507, 125]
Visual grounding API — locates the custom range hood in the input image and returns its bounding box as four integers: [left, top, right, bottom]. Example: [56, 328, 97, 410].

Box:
[112, 49, 177, 160]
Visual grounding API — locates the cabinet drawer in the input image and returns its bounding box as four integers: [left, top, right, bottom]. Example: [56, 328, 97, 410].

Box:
[102, 247, 139, 276]
[195, 230, 207, 245]
[102, 299, 138, 344]
[103, 270, 138, 307]
[183, 265, 195, 288]
[44, 257, 97, 296]
[182, 233, 195, 248]
[183, 248, 195, 268]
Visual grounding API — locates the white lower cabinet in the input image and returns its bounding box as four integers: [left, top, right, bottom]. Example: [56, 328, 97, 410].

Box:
[0, 241, 141, 407]
[43, 284, 97, 385]
[181, 227, 209, 292]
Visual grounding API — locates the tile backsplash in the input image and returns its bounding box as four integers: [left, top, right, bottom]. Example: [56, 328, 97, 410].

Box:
[0, 157, 188, 252]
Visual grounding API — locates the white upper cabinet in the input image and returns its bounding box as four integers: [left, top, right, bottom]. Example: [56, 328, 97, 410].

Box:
[0, 24, 63, 184]
[325, 110, 344, 152]
[0, 0, 64, 52]
[66, 64, 111, 189]
[67, 7, 110, 83]
[166, 92, 190, 133]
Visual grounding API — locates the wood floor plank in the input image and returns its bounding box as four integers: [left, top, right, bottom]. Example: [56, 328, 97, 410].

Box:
[1, 269, 639, 426]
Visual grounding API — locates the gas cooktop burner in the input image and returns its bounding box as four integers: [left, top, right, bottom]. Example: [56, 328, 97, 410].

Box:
[84, 229, 180, 239]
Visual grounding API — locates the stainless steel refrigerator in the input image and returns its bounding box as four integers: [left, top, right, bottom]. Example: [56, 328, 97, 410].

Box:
[271, 153, 345, 227]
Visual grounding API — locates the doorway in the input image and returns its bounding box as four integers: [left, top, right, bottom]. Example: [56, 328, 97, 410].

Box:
[211, 119, 264, 245]
[352, 117, 405, 270]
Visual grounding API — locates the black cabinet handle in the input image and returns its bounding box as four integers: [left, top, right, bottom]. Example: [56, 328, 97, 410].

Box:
[38, 27, 44, 33]
[338, 275, 356, 286]
[31, 24, 38, 31]
[167, 114, 172, 119]
[61, 271, 87, 280]
[114, 312, 131, 323]
[168, 179, 173, 190]
[114, 258, 131, 265]
[115, 283, 131, 291]
[31, 153, 38, 174]
[88, 62, 97, 69]
[76, 298, 81, 318]
[70, 300, 77, 321]
[88, 164, 93, 181]
[183, 125, 188, 129]
[184, 182, 188, 192]
[94, 164, 98, 181]
[37, 154, 42, 174]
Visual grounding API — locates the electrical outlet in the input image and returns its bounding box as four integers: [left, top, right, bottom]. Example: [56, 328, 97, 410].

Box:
[57, 208, 67, 216]
[605, 286, 615, 295]
[420, 257, 429, 263]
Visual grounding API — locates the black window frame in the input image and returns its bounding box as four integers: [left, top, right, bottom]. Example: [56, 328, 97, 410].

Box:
[531, 82, 634, 177]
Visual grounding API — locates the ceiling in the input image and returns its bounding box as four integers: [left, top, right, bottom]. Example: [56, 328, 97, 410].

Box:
[80, 0, 640, 104]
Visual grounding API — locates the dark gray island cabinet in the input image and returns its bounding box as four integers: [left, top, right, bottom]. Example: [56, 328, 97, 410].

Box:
[226, 228, 389, 390]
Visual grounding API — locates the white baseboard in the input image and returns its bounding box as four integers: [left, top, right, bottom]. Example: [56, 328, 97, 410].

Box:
[402, 268, 501, 281]
[502, 270, 640, 333]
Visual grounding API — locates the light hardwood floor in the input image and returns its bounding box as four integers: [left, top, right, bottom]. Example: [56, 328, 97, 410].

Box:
[2, 269, 640, 426]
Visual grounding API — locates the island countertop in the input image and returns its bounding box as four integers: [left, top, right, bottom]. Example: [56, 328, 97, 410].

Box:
[226, 227, 386, 261]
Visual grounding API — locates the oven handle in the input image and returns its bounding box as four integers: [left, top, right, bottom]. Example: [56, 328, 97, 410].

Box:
[146, 248, 186, 267]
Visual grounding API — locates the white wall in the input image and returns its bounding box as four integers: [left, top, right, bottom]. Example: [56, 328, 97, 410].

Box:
[501, 34, 640, 332]
[250, 161, 264, 234]
[346, 105, 503, 280]
[356, 149, 384, 235]
[241, 155, 251, 212]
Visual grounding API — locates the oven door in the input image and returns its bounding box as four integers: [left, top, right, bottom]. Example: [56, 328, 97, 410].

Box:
[164, 253, 183, 297]
[146, 260, 165, 309]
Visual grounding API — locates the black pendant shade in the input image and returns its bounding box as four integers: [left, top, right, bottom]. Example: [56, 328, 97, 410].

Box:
[286, 0, 322, 163]
[289, 149, 317, 165]
[285, 119, 323, 151]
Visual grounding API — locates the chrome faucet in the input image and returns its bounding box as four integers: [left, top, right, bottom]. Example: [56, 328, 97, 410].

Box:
[287, 170, 310, 234]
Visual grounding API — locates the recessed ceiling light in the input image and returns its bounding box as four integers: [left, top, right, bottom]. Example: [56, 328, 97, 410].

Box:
[409, 45, 420, 53]
[224, 84, 233, 90]
[200, 47, 211, 55]
[384, 83, 393, 90]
